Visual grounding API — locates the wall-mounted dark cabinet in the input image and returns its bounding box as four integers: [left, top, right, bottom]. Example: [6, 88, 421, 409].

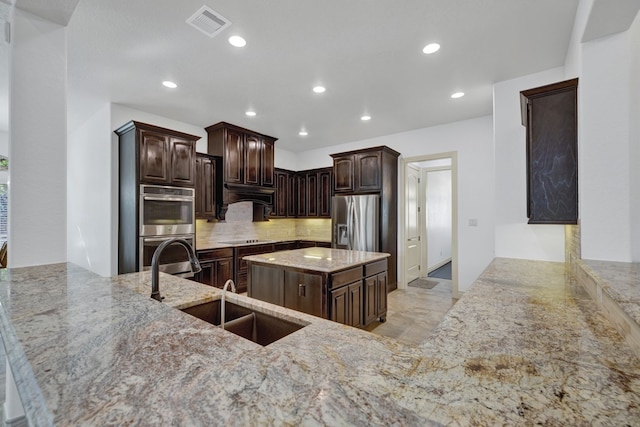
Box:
[206, 122, 276, 188]
[333, 150, 383, 193]
[205, 122, 277, 219]
[521, 78, 578, 224]
[330, 146, 399, 291]
[195, 153, 221, 220]
[272, 167, 333, 219]
[130, 123, 197, 187]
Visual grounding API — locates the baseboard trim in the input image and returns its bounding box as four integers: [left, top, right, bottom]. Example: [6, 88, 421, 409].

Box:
[3, 402, 27, 427]
[427, 257, 452, 274]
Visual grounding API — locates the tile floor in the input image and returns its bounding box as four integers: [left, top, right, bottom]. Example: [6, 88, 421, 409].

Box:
[365, 278, 457, 346]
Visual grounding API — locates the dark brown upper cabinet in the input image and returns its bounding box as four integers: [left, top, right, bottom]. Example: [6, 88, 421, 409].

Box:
[332, 149, 384, 193]
[272, 169, 292, 218]
[132, 123, 197, 187]
[195, 153, 221, 220]
[273, 167, 332, 219]
[521, 78, 578, 224]
[205, 122, 276, 188]
[205, 122, 277, 219]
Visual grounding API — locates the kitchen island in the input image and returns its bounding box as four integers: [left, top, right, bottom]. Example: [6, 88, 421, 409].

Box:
[244, 247, 390, 328]
[0, 259, 639, 425]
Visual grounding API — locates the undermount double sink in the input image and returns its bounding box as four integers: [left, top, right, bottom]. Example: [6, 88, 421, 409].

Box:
[181, 300, 306, 346]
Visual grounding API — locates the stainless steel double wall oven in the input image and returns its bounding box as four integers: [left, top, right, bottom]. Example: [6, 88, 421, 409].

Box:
[138, 184, 196, 277]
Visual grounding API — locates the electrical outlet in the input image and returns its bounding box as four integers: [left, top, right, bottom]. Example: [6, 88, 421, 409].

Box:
[468, 218, 478, 227]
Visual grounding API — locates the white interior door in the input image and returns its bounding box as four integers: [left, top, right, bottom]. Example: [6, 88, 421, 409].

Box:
[405, 165, 421, 283]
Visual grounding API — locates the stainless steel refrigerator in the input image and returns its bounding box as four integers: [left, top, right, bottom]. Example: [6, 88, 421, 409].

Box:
[332, 195, 379, 251]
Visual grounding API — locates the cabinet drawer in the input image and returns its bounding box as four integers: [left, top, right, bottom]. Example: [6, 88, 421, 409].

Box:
[237, 244, 275, 257]
[330, 267, 362, 289]
[197, 248, 233, 261]
[365, 259, 387, 277]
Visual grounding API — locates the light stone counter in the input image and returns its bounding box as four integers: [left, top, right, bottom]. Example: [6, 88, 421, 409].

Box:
[1, 258, 639, 425]
[243, 247, 390, 273]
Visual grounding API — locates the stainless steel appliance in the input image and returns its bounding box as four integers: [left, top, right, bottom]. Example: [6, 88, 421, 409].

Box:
[139, 184, 195, 236]
[138, 184, 196, 277]
[332, 195, 379, 251]
[139, 234, 196, 277]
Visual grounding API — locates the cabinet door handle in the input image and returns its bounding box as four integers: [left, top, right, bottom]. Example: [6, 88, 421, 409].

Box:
[298, 284, 306, 297]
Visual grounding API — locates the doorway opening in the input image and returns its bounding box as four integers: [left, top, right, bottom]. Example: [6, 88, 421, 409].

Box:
[400, 152, 458, 298]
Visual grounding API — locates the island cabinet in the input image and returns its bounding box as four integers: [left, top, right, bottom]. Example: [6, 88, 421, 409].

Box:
[364, 260, 388, 324]
[329, 267, 364, 327]
[246, 249, 388, 328]
[520, 78, 578, 224]
[233, 243, 276, 293]
[194, 248, 233, 288]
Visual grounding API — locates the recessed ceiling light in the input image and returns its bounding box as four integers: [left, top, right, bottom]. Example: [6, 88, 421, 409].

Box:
[299, 131, 308, 136]
[313, 86, 326, 94]
[451, 92, 465, 99]
[229, 35, 246, 47]
[361, 115, 371, 121]
[245, 111, 256, 117]
[162, 81, 177, 89]
[422, 43, 440, 54]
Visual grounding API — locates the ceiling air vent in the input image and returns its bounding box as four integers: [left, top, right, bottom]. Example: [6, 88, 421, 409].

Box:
[186, 6, 231, 38]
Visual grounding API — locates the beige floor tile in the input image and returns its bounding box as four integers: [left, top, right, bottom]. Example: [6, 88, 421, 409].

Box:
[365, 279, 457, 346]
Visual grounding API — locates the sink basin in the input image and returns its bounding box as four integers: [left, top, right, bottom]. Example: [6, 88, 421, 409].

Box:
[181, 300, 305, 346]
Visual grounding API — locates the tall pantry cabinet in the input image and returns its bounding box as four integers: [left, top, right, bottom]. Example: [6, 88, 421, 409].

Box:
[331, 146, 400, 291]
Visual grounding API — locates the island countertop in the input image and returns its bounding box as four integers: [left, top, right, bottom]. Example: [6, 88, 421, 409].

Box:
[242, 247, 390, 272]
[1, 258, 639, 425]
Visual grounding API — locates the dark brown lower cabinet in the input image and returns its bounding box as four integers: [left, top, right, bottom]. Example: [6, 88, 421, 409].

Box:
[194, 248, 234, 288]
[284, 271, 323, 318]
[364, 259, 388, 323]
[331, 281, 363, 327]
[234, 243, 276, 293]
[365, 272, 387, 324]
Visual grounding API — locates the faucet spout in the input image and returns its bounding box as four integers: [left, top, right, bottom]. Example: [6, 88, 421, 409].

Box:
[151, 238, 202, 302]
[221, 279, 236, 330]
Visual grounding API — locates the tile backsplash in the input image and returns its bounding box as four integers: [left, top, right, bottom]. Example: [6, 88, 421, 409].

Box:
[196, 217, 331, 247]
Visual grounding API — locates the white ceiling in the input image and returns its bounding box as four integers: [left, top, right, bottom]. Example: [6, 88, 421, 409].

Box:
[63, 1, 580, 152]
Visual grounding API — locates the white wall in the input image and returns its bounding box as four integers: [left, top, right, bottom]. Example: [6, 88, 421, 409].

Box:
[579, 32, 633, 261]
[565, 0, 594, 77]
[8, 9, 67, 268]
[67, 103, 113, 275]
[630, 12, 640, 261]
[493, 67, 567, 262]
[425, 169, 452, 269]
[296, 116, 494, 293]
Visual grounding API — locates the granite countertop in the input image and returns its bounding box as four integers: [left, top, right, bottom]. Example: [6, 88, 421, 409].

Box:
[243, 247, 390, 272]
[1, 258, 639, 425]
